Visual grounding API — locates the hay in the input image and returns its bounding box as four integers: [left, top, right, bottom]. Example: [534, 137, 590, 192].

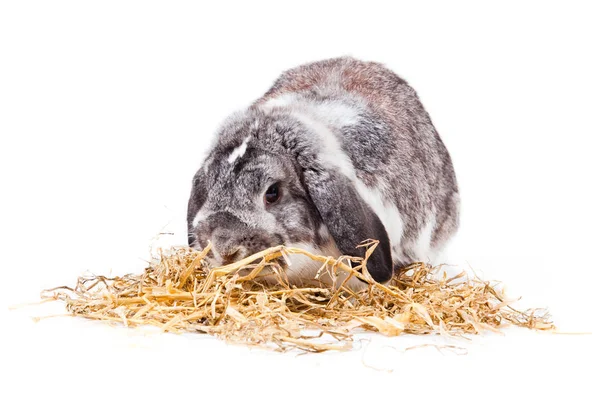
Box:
[42, 241, 554, 352]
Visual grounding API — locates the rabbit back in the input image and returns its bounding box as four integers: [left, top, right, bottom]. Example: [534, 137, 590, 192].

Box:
[256, 57, 459, 267]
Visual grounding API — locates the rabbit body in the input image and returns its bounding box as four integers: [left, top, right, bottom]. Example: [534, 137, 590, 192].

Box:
[188, 57, 459, 286]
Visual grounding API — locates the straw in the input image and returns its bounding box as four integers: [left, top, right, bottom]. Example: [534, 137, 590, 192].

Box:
[42, 241, 554, 352]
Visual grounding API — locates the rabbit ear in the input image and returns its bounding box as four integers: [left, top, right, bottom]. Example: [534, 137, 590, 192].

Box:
[304, 168, 393, 283]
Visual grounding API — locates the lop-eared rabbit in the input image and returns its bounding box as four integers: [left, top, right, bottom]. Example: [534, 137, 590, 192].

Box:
[187, 57, 459, 288]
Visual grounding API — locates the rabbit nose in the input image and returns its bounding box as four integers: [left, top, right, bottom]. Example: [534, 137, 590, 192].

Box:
[221, 247, 244, 265]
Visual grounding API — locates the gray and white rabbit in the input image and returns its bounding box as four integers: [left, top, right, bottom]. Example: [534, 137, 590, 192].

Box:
[187, 57, 459, 287]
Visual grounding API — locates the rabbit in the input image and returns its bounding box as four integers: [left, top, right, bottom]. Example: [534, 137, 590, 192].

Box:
[187, 57, 459, 288]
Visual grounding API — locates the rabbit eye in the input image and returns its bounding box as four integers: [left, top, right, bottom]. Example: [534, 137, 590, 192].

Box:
[264, 183, 281, 205]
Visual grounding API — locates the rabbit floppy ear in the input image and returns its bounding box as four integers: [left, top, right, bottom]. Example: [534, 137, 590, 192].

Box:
[303, 168, 393, 283]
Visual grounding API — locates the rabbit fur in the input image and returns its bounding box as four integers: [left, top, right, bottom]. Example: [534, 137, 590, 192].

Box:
[187, 57, 459, 287]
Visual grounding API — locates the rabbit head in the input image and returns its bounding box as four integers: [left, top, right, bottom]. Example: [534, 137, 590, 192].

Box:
[187, 108, 393, 285]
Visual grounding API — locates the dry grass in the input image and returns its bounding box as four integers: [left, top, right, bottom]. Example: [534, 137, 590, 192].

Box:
[42, 241, 554, 352]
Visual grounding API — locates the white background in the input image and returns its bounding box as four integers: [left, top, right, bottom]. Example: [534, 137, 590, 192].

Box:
[1, 1, 598, 399]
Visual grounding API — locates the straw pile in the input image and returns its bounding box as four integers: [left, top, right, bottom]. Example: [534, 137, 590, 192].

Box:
[42, 241, 554, 352]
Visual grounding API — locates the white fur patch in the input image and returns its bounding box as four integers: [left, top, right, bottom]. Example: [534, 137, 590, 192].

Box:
[353, 180, 405, 263]
[284, 242, 328, 281]
[250, 206, 279, 231]
[413, 216, 436, 262]
[312, 100, 361, 127]
[291, 111, 357, 179]
[283, 241, 365, 291]
[261, 93, 361, 128]
[192, 209, 207, 227]
[261, 93, 296, 109]
[227, 135, 251, 164]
